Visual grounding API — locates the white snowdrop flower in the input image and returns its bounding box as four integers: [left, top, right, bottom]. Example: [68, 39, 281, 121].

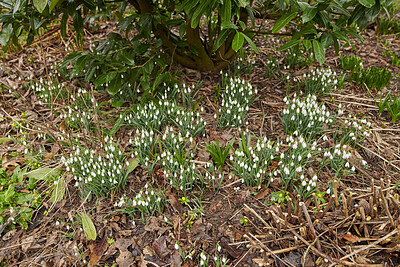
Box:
[362, 160, 367, 165]
[351, 166, 355, 172]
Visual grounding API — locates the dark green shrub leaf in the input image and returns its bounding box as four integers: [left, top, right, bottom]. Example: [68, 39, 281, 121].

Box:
[33, 0, 47, 13]
[232, 31, 244, 52]
[313, 39, 325, 65]
[272, 11, 297, 33]
[278, 39, 302, 51]
[358, 0, 375, 8]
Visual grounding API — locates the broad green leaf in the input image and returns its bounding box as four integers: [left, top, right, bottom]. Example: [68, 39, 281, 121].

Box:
[221, 21, 238, 30]
[358, 0, 375, 8]
[313, 39, 325, 65]
[108, 75, 122, 95]
[302, 6, 318, 23]
[49, 176, 66, 203]
[33, 0, 47, 13]
[278, 39, 302, 51]
[0, 137, 12, 144]
[127, 158, 140, 174]
[272, 11, 297, 33]
[94, 71, 117, 87]
[26, 168, 60, 181]
[81, 213, 97, 240]
[232, 31, 244, 52]
[49, 0, 58, 12]
[0, 24, 13, 46]
[241, 33, 259, 53]
[303, 39, 312, 50]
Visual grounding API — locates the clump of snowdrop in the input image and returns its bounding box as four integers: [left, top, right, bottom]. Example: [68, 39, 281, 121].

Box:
[232, 131, 280, 187]
[59, 89, 96, 131]
[129, 129, 158, 174]
[124, 99, 177, 131]
[217, 74, 257, 128]
[30, 75, 67, 106]
[320, 143, 355, 181]
[264, 58, 278, 78]
[173, 108, 206, 137]
[213, 243, 229, 267]
[334, 114, 371, 147]
[63, 136, 129, 198]
[117, 183, 165, 221]
[158, 127, 198, 193]
[199, 251, 209, 267]
[282, 94, 334, 139]
[303, 67, 338, 96]
[200, 162, 225, 191]
[276, 135, 318, 189]
[295, 174, 319, 200]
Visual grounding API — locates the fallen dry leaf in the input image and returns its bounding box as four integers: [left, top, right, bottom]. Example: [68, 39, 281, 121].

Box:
[89, 229, 110, 265]
[339, 232, 361, 243]
[152, 236, 169, 259]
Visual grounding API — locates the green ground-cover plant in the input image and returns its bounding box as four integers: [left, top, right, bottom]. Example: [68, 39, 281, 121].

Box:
[360, 66, 392, 91]
[206, 138, 234, 170]
[383, 49, 400, 67]
[377, 91, 400, 122]
[340, 54, 364, 84]
[377, 16, 400, 35]
[29, 74, 69, 107]
[264, 57, 279, 78]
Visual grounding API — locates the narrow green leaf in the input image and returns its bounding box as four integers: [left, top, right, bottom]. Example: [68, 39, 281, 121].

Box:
[232, 31, 244, 52]
[221, 0, 231, 22]
[33, 0, 47, 13]
[313, 39, 325, 65]
[271, 11, 297, 33]
[127, 158, 140, 174]
[26, 168, 60, 181]
[0, 137, 12, 144]
[49, 176, 66, 203]
[81, 213, 97, 241]
[358, 0, 375, 8]
[241, 33, 259, 54]
[278, 39, 302, 51]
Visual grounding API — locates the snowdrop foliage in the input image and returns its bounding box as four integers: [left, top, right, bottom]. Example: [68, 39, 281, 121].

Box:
[30, 76, 67, 106]
[217, 74, 257, 128]
[320, 143, 355, 181]
[59, 89, 96, 131]
[173, 108, 206, 137]
[276, 135, 318, 190]
[334, 114, 371, 147]
[159, 127, 198, 193]
[63, 136, 129, 198]
[232, 131, 280, 187]
[282, 94, 333, 139]
[129, 129, 158, 174]
[303, 67, 338, 96]
[117, 183, 165, 221]
[124, 100, 176, 131]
